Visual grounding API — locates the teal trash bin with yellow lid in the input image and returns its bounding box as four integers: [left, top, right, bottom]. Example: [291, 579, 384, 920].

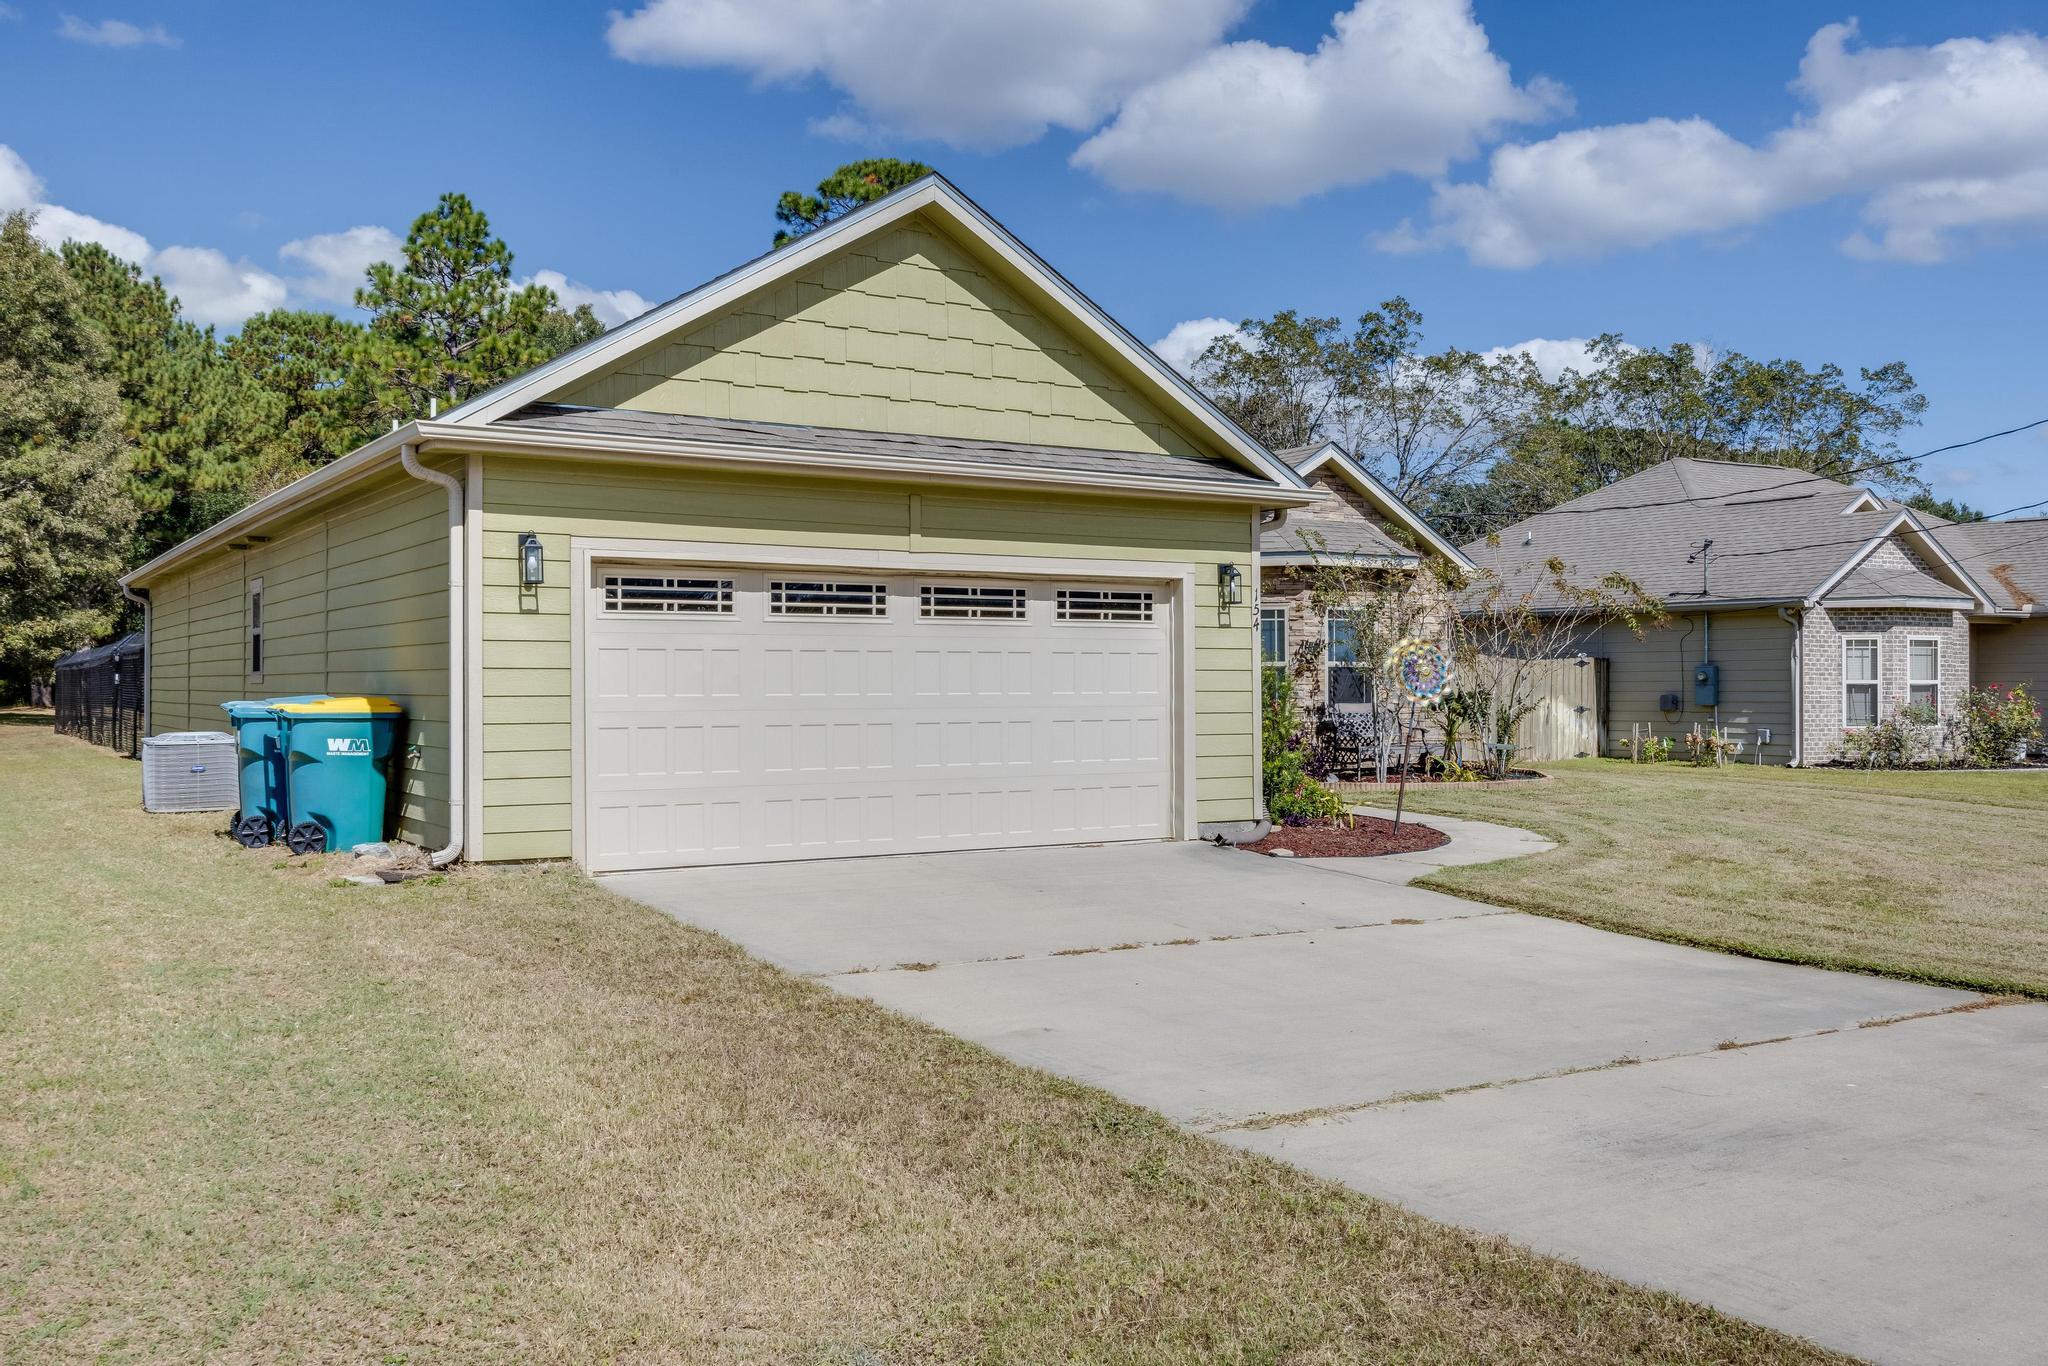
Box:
[221, 694, 324, 848]
[270, 696, 406, 856]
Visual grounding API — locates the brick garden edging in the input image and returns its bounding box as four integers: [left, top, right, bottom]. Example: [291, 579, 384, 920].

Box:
[1328, 770, 1553, 794]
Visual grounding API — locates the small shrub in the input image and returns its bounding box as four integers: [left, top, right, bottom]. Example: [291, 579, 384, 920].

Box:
[1624, 733, 1673, 763]
[1682, 727, 1742, 767]
[1261, 670, 1351, 824]
[1947, 684, 2043, 767]
[1833, 703, 1938, 769]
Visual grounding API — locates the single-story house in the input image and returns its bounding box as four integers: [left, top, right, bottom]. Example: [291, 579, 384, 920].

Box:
[1257, 440, 1474, 710]
[122, 176, 1326, 871]
[1464, 457, 2047, 765]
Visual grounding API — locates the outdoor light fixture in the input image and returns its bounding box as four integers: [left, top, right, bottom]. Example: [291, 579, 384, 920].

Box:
[518, 531, 545, 587]
[1217, 562, 1245, 607]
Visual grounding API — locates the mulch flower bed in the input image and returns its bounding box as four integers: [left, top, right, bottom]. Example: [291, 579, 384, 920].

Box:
[1240, 815, 1450, 859]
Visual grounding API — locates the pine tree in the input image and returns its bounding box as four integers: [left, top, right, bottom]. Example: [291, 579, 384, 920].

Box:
[224, 308, 379, 493]
[0, 213, 135, 691]
[774, 158, 935, 247]
[353, 193, 556, 422]
[61, 242, 274, 556]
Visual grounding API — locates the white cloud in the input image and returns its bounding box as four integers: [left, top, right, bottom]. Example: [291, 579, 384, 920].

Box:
[57, 14, 178, 47]
[1479, 336, 1611, 382]
[278, 224, 402, 306]
[524, 269, 653, 327]
[1075, 0, 1565, 208]
[153, 245, 287, 327]
[605, 0, 1250, 149]
[1386, 22, 2048, 266]
[0, 142, 42, 212]
[29, 203, 154, 263]
[1149, 316, 1241, 374]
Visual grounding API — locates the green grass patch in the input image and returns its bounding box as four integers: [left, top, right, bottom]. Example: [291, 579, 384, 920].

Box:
[0, 727, 1838, 1362]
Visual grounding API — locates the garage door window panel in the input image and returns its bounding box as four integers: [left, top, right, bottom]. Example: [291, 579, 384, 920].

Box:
[769, 580, 888, 617]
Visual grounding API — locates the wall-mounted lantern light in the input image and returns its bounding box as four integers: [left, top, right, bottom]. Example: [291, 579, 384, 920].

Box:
[1217, 562, 1245, 608]
[518, 531, 545, 587]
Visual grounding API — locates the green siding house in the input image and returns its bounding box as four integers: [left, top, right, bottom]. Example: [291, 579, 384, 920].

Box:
[123, 177, 1316, 870]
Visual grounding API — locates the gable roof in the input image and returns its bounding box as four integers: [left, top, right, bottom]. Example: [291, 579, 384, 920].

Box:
[1926, 516, 2048, 612]
[1263, 440, 1475, 570]
[445, 174, 1307, 494]
[1463, 457, 2000, 613]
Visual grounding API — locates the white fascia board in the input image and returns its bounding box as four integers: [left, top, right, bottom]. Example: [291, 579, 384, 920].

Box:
[1286, 441, 1474, 571]
[1822, 596, 1977, 609]
[1839, 490, 1884, 513]
[437, 424, 1318, 505]
[441, 175, 1307, 494]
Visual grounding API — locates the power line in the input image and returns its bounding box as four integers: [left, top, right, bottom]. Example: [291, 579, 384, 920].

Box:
[1480, 414, 2048, 522]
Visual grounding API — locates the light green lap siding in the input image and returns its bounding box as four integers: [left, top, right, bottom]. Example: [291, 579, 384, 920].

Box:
[479, 454, 1258, 861]
[1974, 620, 2048, 698]
[139, 469, 452, 847]
[552, 214, 1219, 461]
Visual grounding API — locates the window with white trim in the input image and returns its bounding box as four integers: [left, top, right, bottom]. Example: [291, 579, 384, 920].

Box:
[768, 580, 888, 617]
[1908, 637, 1940, 712]
[919, 584, 1026, 620]
[1055, 588, 1154, 623]
[1843, 636, 1879, 727]
[247, 578, 264, 678]
[602, 573, 734, 614]
[1259, 606, 1287, 671]
[1326, 612, 1371, 710]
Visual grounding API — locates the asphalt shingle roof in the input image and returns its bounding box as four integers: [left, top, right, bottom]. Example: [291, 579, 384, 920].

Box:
[1262, 516, 1414, 560]
[1927, 517, 2048, 611]
[496, 402, 1268, 487]
[1461, 458, 1987, 609]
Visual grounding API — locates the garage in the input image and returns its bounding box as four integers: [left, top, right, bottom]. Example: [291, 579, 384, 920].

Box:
[581, 563, 1179, 871]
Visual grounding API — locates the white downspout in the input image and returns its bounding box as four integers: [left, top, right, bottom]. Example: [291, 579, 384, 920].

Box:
[1778, 606, 1802, 766]
[121, 583, 150, 737]
[400, 442, 464, 867]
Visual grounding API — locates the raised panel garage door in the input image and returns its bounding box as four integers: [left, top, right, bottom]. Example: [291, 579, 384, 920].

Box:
[583, 565, 1177, 871]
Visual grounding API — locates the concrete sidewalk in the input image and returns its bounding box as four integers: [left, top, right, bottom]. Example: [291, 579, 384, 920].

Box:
[609, 823, 2048, 1363]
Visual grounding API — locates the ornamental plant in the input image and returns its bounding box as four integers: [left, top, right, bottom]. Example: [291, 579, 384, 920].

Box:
[1946, 684, 2043, 767]
[1834, 702, 1939, 769]
[1261, 669, 1351, 824]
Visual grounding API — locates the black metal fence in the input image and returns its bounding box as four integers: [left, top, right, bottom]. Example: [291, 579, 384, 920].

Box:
[53, 632, 145, 756]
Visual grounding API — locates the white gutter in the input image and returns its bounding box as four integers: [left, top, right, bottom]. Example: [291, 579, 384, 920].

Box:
[1778, 607, 1802, 766]
[399, 443, 464, 868]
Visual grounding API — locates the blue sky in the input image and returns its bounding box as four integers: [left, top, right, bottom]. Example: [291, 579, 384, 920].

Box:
[2, 1, 2044, 512]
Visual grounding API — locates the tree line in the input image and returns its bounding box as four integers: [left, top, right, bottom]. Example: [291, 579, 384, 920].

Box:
[1191, 303, 1975, 543]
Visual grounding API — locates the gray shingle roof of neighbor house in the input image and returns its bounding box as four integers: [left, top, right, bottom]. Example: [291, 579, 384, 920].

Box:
[1923, 516, 2048, 612]
[497, 402, 1270, 487]
[1460, 457, 1991, 610]
[1259, 441, 1459, 565]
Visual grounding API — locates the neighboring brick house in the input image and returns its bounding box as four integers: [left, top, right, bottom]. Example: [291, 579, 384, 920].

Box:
[1463, 458, 2046, 765]
[1257, 441, 1474, 712]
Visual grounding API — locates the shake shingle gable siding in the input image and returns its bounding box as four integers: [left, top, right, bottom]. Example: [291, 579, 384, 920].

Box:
[495, 402, 1266, 488]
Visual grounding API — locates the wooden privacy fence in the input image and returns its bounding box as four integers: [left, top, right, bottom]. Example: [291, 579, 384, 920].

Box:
[1496, 654, 1604, 762]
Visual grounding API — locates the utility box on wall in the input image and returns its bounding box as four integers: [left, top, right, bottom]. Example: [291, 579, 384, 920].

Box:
[1693, 662, 1720, 707]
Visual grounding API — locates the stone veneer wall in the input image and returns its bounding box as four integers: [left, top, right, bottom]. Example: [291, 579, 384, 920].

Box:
[1798, 605, 1971, 763]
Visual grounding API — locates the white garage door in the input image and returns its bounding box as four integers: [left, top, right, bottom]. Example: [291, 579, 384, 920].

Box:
[582, 565, 1177, 871]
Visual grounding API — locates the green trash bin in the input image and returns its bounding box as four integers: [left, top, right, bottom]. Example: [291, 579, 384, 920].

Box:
[271, 696, 407, 856]
[222, 695, 325, 848]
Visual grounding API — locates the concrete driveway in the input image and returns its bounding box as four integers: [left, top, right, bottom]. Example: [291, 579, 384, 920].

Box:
[608, 832, 2048, 1365]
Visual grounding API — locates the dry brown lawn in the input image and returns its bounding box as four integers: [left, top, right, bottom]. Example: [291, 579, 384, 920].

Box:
[1398, 759, 2048, 997]
[0, 724, 1837, 1363]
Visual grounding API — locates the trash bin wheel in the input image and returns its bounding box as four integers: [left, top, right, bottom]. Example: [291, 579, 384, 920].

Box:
[232, 813, 272, 849]
[285, 821, 328, 857]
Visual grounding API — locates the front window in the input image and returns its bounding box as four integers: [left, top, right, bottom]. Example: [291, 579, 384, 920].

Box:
[1260, 606, 1287, 671]
[1326, 613, 1370, 710]
[1908, 638, 1940, 712]
[1843, 637, 1878, 727]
